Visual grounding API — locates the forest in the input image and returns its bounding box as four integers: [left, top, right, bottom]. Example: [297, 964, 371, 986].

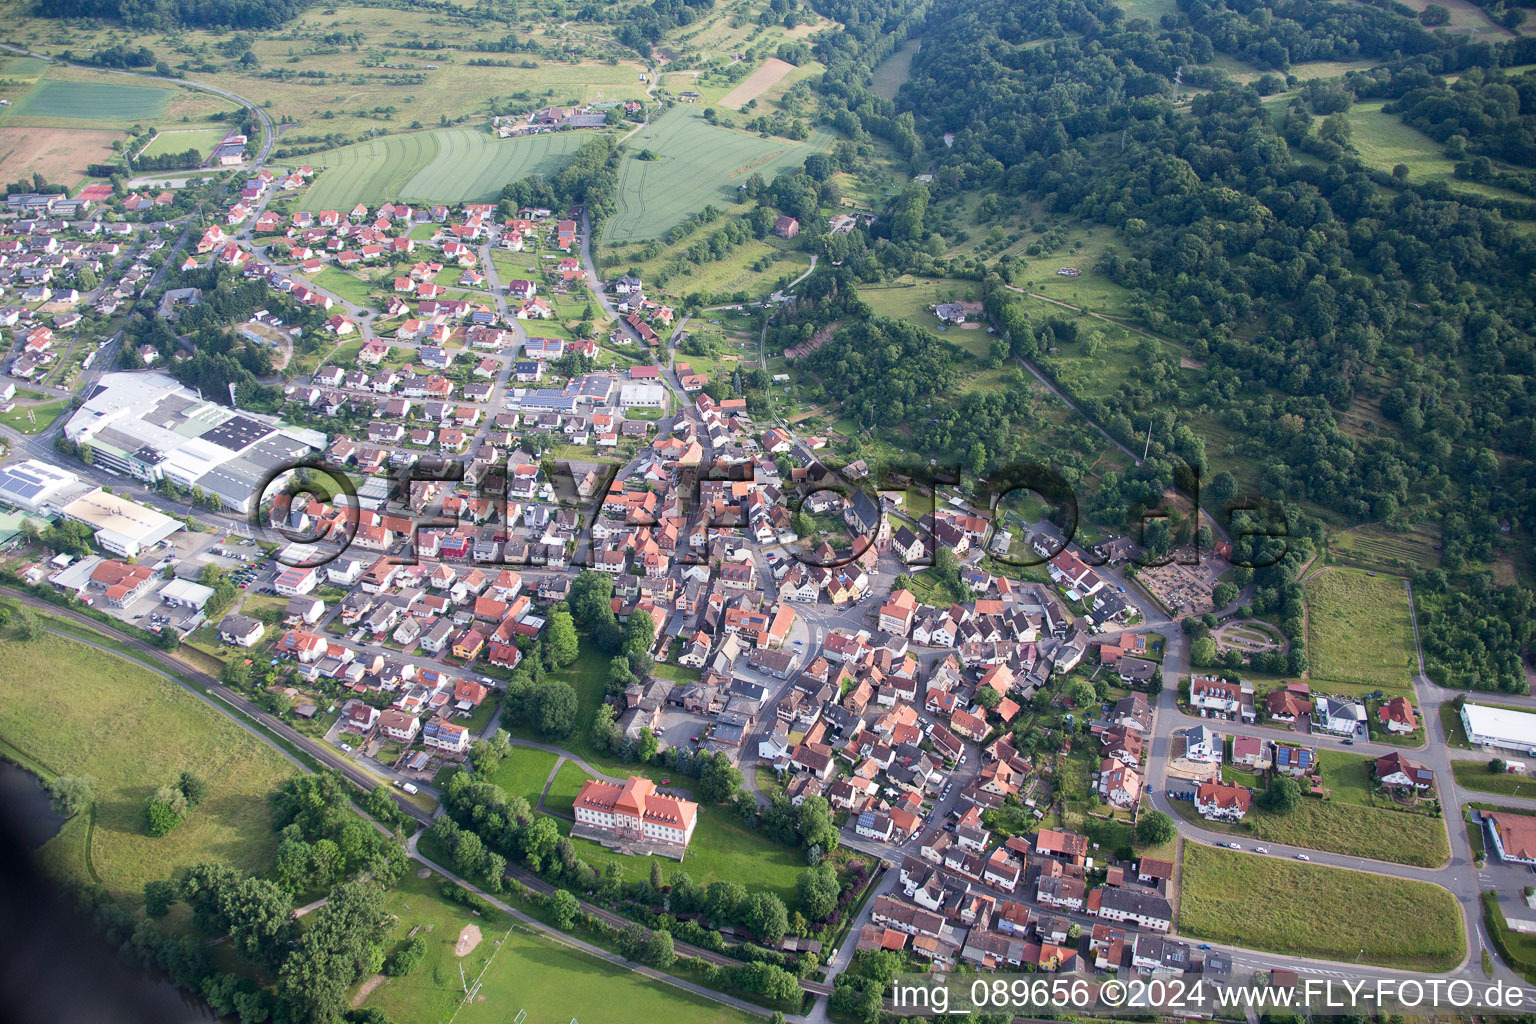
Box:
[37, 0, 310, 30]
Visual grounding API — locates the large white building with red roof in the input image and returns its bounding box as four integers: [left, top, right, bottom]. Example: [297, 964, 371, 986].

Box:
[574, 775, 699, 849]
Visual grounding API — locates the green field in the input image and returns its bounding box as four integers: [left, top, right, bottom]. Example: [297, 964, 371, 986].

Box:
[363, 871, 758, 1024]
[1454, 762, 1536, 799]
[10, 78, 170, 121]
[1330, 522, 1441, 575]
[307, 266, 386, 308]
[0, 623, 296, 898]
[489, 746, 559, 809]
[1304, 569, 1417, 691]
[139, 128, 226, 160]
[604, 107, 836, 243]
[1179, 843, 1465, 970]
[301, 128, 588, 211]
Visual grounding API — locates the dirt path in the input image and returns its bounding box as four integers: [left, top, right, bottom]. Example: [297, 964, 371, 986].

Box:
[351, 975, 386, 1008]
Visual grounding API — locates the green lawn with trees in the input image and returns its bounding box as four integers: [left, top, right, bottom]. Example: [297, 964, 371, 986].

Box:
[0, 618, 296, 898]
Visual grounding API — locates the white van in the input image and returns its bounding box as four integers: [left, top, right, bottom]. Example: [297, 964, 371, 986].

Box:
[401, 782, 419, 795]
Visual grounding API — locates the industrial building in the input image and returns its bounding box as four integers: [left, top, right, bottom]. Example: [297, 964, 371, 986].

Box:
[1461, 703, 1536, 754]
[59, 487, 183, 559]
[63, 372, 325, 514]
[0, 460, 82, 512]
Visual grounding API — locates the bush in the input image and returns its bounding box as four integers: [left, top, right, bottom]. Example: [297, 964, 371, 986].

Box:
[384, 936, 425, 976]
[144, 785, 188, 837]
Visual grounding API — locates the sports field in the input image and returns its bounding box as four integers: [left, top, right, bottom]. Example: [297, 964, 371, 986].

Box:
[0, 620, 296, 899]
[364, 872, 758, 1024]
[603, 107, 836, 243]
[139, 127, 226, 160]
[9, 78, 170, 121]
[300, 128, 587, 211]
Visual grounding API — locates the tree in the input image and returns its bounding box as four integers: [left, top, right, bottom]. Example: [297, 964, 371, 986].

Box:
[697, 752, 742, 803]
[644, 928, 676, 968]
[705, 880, 748, 926]
[1212, 582, 1239, 608]
[143, 878, 177, 917]
[1065, 679, 1096, 708]
[1490, 758, 1508, 774]
[1259, 776, 1301, 814]
[453, 830, 487, 877]
[546, 607, 579, 666]
[547, 888, 579, 929]
[637, 727, 659, 763]
[1189, 636, 1218, 668]
[748, 891, 789, 946]
[1135, 810, 1176, 847]
[276, 881, 389, 1024]
[796, 796, 839, 853]
[46, 774, 94, 817]
[975, 686, 1002, 710]
[795, 863, 839, 920]
[622, 609, 656, 657]
[178, 770, 209, 807]
[528, 680, 579, 738]
[13, 607, 44, 642]
[273, 835, 315, 894]
[145, 784, 189, 836]
[618, 921, 649, 961]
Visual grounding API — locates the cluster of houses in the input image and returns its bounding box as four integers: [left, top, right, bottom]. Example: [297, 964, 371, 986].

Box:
[1175, 722, 1435, 823]
[3, 191, 162, 380]
[860, 825, 1195, 977]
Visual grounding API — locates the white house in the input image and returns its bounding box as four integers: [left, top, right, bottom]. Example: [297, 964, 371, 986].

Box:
[1181, 725, 1223, 764]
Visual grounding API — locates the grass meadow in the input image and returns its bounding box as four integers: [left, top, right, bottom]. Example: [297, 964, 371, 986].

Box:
[604, 107, 835, 242]
[0, 624, 295, 898]
[1179, 843, 1465, 970]
[488, 746, 559, 809]
[1304, 568, 1418, 691]
[1345, 99, 1532, 204]
[299, 128, 587, 210]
